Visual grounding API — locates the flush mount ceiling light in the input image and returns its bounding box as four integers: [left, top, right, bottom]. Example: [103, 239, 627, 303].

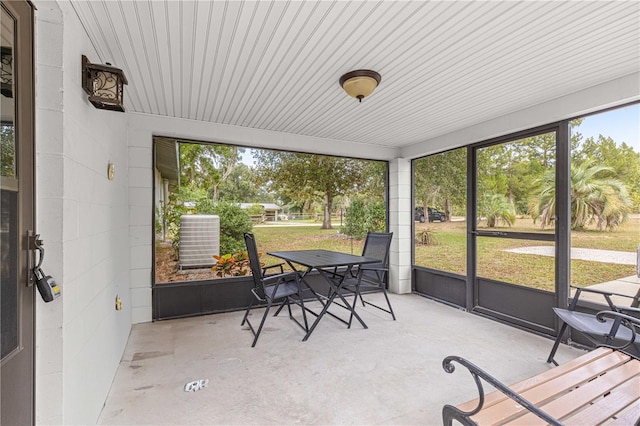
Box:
[82, 55, 128, 112]
[339, 69, 381, 102]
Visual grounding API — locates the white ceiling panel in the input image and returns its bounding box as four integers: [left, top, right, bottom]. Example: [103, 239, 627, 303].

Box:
[70, 0, 640, 148]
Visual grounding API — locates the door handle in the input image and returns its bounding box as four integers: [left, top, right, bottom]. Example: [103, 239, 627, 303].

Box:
[27, 230, 43, 287]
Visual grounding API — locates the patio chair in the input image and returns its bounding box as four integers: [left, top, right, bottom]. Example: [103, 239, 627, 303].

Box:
[342, 232, 395, 325]
[547, 285, 640, 365]
[241, 233, 308, 347]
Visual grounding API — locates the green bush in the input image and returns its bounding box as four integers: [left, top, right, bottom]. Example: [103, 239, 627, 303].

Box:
[157, 187, 253, 257]
[247, 203, 264, 215]
[211, 202, 253, 254]
[342, 197, 386, 239]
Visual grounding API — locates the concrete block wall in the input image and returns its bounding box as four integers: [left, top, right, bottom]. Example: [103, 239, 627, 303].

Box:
[388, 158, 413, 294]
[34, 4, 64, 424]
[35, 1, 132, 424]
[128, 129, 153, 324]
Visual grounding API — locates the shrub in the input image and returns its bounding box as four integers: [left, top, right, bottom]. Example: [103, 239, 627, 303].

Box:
[210, 202, 253, 254]
[416, 229, 438, 246]
[211, 251, 253, 277]
[342, 197, 386, 239]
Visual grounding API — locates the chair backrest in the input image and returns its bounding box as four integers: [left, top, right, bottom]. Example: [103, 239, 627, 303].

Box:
[243, 233, 265, 294]
[361, 232, 393, 268]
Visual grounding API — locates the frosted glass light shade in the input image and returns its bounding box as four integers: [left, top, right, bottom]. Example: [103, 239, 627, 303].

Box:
[339, 70, 381, 102]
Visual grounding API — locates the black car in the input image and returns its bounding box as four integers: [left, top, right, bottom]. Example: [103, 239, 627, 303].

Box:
[414, 207, 446, 223]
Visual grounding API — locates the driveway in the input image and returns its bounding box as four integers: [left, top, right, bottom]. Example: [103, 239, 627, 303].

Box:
[505, 246, 637, 265]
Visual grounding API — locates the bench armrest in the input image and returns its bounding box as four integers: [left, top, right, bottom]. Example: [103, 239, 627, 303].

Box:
[596, 310, 640, 353]
[441, 356, 561, 426]
[617, 305, 640, 316]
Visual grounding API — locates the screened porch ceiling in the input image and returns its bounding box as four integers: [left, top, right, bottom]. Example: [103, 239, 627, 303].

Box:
[70, 1, 639, 151]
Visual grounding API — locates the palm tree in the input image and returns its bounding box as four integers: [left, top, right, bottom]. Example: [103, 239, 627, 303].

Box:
[479, 193, 516, 227]
[529, 159, 630, 231]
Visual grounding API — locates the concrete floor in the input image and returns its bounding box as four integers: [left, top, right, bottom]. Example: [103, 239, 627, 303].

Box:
[98, 293, 584, 425]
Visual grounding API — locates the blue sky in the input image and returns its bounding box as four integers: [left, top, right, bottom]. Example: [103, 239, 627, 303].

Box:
[574, 103, 639, 152]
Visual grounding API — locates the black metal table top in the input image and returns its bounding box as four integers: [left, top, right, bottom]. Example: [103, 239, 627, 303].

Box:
[268, 249, 378, 269]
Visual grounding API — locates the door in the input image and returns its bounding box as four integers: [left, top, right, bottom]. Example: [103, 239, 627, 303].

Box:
[470, 127, 564, 334]
[1, 1, 35, 424]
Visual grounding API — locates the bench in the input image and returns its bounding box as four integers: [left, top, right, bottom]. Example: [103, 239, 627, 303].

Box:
[442, 311, 640, 425]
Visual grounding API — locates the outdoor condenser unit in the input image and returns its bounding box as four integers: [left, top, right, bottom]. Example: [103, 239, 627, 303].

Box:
[179, 215, 220, 269]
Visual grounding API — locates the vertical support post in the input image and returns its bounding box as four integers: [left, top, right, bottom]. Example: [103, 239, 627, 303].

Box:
[555, 121, 571, 333]
[466, 147, 476, 312]
[388, 158, 412, 294]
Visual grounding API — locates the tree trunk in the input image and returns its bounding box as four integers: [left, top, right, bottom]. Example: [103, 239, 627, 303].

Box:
[322, 192, 333, 229]
[444, 199, 452, 221]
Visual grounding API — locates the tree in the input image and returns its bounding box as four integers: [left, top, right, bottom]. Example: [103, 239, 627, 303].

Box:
[1, 124, 15, 177]
[179, 142, 243, 201]
[342, 196, 386, 239]
[414, 148, 466, 220]
[254, 151, 376, 229]
[217, 164, 259, 202]
[478, 193, 516, 227]
[529, 159, 631, 231]
[573, 135, 640, 212]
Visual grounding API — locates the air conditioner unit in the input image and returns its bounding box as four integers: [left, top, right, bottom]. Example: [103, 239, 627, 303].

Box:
[179, 215, 220, 269]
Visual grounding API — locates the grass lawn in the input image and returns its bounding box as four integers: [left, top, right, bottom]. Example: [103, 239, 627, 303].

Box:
[253, 225, 365, 268]
[415, 217, 639, 291]
[156, 217, 637, 290]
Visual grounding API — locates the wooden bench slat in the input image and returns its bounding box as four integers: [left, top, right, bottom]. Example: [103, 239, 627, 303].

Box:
[457, 347, 615, 412]
[507, 361, 640, 425]
[608, 403, 640, 426]
[564, 374, 640, 426]
[471, 351, 631, 425]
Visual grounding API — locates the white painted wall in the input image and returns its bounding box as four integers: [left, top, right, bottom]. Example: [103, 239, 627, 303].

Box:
[34, 1, 131, 424]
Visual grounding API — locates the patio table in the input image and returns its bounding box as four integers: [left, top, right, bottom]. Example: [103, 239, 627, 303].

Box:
[268, 249, 379, 341]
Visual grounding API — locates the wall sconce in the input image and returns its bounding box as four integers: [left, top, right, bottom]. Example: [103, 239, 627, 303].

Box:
[1, 46, 13, 98]
[339, 69, 381, 102]
[81, 55, 128, 112]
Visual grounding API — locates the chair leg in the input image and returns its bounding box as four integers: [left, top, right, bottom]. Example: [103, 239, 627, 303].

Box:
[299, 295, 309, 332]
[251, 302, 272, 348]
[286, 298, 293, 318]
[273, 298, 288, 317]
[547, 322, 568, 365]
[273, 299, 287, 317]
[348, 283, 361, 329]
[381, 287, 396, 320]
[241, 297, 256, 326]
[358, 290, 366, 307]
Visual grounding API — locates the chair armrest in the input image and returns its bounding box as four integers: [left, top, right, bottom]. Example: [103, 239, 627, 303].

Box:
[261, 271, 298, 284]
[359, 265, 388, 272]
[262, 263, 284, 275]
[569, 285, 636, 310]
[441, 356, 561, 426]
[570, 285, 636, 300]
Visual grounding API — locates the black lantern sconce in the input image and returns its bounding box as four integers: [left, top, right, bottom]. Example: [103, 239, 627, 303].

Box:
[81, 55, 128, 112]
[1, 46, 13, 98]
